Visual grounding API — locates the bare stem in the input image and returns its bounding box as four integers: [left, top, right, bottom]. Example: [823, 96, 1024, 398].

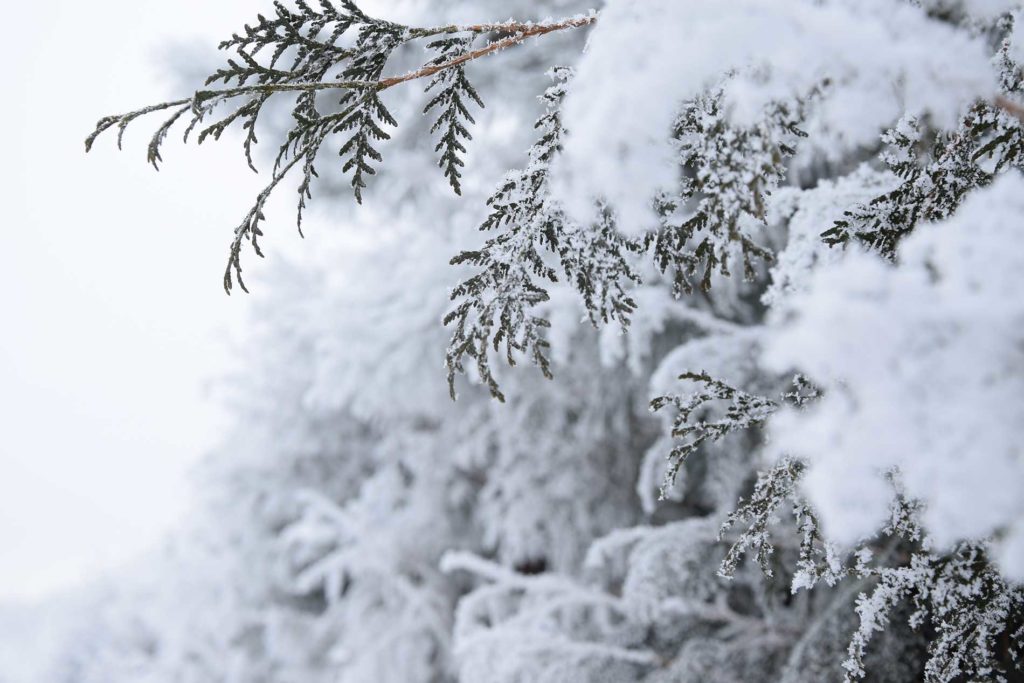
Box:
[88, 13, 598, 141]
[384, 14, 597, 89]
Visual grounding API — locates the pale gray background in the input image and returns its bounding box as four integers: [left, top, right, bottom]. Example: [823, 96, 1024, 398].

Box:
[0, 0, 270, 602]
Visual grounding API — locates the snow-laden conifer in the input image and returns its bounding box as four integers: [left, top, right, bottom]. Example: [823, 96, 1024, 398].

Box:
[63, 2, 1024, 682]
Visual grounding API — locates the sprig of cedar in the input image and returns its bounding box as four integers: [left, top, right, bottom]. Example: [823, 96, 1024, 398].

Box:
[443, 68, 641, 401]
[87, 1, 596, 293]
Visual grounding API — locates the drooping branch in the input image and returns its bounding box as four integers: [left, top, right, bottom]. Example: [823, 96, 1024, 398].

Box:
[379, 15, 597, 89]
[89, 15, 597, 148]
[85, 0, 1019, 297]
[86, 14, 598, 157]
[86, 6, 598, 293]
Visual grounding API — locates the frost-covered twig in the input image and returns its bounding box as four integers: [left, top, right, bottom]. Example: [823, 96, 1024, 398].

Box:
[87, 3, 597, 293]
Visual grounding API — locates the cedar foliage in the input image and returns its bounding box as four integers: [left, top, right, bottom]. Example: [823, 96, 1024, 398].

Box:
[80, 2, 1024, 682]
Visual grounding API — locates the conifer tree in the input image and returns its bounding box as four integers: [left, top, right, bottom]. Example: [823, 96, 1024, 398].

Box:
[63, 1, 1024, 682]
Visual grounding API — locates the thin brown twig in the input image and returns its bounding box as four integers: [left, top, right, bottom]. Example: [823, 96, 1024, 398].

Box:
[380, 15, 597, 90]
[86, 13, 598, 143]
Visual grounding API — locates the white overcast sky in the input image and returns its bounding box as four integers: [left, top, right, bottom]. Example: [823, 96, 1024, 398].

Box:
[0, 0, 283, 601]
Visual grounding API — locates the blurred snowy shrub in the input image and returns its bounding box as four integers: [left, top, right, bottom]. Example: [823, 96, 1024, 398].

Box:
[73, 1, 1024, 681]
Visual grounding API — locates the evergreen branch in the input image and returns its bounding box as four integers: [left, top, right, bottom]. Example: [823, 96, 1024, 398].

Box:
[650, 371, 780, 498]
[843, 543, 1024, 683]
[88, 15, 596, 138]
[826, 54, 1024, 259]
[718, 457, 807, 580]
[87, 14, 596, 154]
[443, 70, 570, 402]
[224, 137, 315, 294]
[651, 371, 818, 508]
[444, 68, 641, 401]
[822, 107, 998, 257]
[85, 2, 1021, 298]
[444, 86, 806, 400]
[423, 35, 485, 195]
[85, 99, 193, 153]
[645, 94, 805, 295]
[86, 3, 597, 293]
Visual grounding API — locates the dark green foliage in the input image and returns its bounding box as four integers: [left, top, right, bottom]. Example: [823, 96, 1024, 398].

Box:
[86, 1, 412, 292]
[712, 457, 1024, 683]
[443, 73, 567, 403]
[650, 373, 817, 497]
[652, 372, 839, 585]
[208, 0, 368, 167]
[717, 457, 807, 580]
[846, 542, 1024, 683]
[646, 95, 806, 296]
[84, 1, 547, 295]
[335, 19, 405, 203]
[650, 372, 780, 498]
[424, 36, 485, 195]
[444, 69, 640, 401]
[443, 83, 814, 401]
[822, 107, 1003, 258]
[560, 205, 641, 327]
[824, 48, 1024, 258]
